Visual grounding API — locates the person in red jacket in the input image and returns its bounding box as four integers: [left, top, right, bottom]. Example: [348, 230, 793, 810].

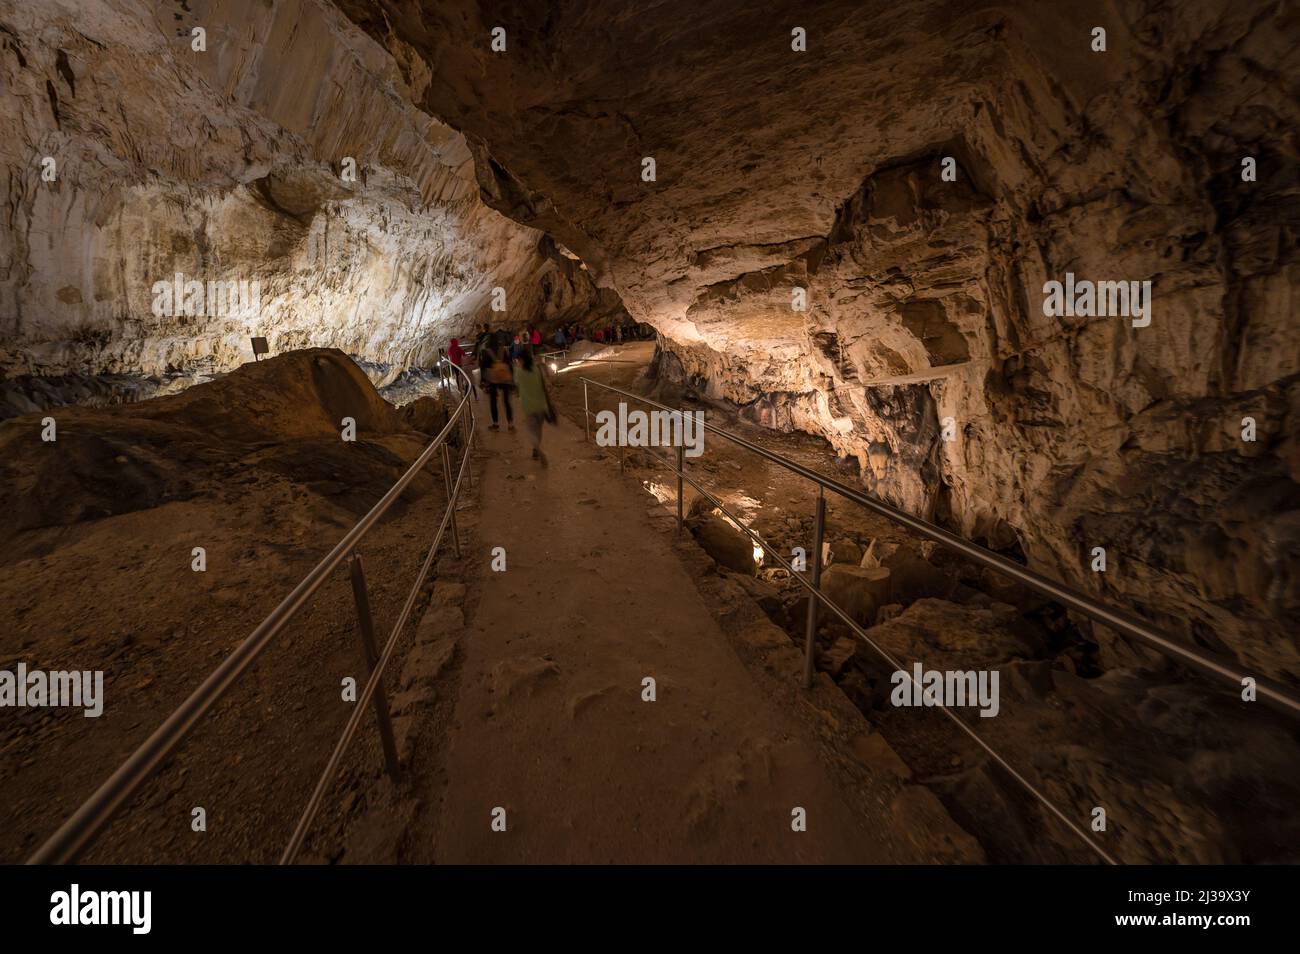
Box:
[447, 337, 476, 397]
[529, 325, 542, 347]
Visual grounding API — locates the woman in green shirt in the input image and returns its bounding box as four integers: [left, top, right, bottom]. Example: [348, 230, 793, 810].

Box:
[513, 348, 555, 465]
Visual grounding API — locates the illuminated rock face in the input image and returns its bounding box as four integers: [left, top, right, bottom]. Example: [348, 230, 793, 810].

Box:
[0, 0, 606, 384]
[2, 0, 1298, 679]
[338, 0, 1300, 679]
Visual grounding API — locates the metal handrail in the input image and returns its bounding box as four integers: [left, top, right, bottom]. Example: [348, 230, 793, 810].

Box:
[578, 377, 1116, 863]
[28, 362, 477, 865]
[536, 348, 569, 370]
[576, 374, 1300, 863]
[577, 376, 1300, 717]
[280, 420, 472, 864]
[556, 358, 645, 371]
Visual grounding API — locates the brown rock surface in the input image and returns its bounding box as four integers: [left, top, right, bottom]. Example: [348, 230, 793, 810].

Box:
[853, 598, 1300, 863]
[687, 510, 758, 575]
[821, 564, 892, 626]
[0, 348, 405, 539]
[0, 347, 453, 862]
[1, 1, 1296, 706]
[330, 0, 1300, 682]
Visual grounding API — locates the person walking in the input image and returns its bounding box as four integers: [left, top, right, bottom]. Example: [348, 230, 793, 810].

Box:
[513, 346, 556, 465]
[480, 334, 514, 431]
[447, 337, 476, 397]
[471, 322, 493, 391]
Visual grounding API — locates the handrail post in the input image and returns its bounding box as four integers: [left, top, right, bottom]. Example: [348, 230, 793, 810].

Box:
[676, 444, 684, 533]
[441, 443, 462, 558]
[583, 379, 590, 442]
[349, 554, 400, 780]
[461, 409, 473, 491]
[802, 488, 826, 689]
[26, 375, 479, 865]
[571, 375, 1300, 718]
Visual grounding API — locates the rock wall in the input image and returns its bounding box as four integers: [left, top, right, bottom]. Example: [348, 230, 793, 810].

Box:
[338, 0, 1300, 681]
[0, 0, 611, 392]
[3, 0, 1296, 682]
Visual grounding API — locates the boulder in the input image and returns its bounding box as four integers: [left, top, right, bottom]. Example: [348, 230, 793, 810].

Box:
[398, 395, 450, 437]
[686, 495, 716, 521]
[820, 564, 892, 626]
[828, 537, 863, 566]
[876, 602, 905, 625]
[881, 549, 955, 603]
[731, 572, 785, 620]
[858, 597, 1042, 671]
[689, 513, 757, 575]
[820, 636, 859, 676]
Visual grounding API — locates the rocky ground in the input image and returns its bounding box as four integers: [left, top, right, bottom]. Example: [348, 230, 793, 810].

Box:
[4, 339, 1295, 864]
[0, 349, 468, 862]
[551, 342, 1300, 864]
[0, 345, 989, 864]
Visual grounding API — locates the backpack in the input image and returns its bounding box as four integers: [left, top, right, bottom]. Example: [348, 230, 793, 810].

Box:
[485, 350, 512, 384]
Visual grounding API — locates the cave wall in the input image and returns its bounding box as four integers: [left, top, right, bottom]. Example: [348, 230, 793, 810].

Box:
[338, 0, 1299, 681]
[1, 0, 1295, 681]
[0, 0, 609, 388]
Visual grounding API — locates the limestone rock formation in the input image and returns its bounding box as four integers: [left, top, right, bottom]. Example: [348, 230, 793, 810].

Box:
[335, 0, 1300, 683]
[3, 0, 1297, 685]
[0, 0, 612, 394]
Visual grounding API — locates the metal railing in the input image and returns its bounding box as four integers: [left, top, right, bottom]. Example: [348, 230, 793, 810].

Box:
[537, 347, 569, 369]
[578, 375, 1300, 865]
[29, 363, 477, 865]
[545, 347, 647, 371]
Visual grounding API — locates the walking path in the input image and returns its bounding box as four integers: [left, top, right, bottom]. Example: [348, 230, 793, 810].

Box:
[430, 413, 913, 863]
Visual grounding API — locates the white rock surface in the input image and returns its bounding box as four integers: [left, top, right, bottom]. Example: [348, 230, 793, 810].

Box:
[0, 0, 608, 384]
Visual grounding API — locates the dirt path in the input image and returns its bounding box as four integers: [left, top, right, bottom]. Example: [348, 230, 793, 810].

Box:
[431, 411, 916, 863]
